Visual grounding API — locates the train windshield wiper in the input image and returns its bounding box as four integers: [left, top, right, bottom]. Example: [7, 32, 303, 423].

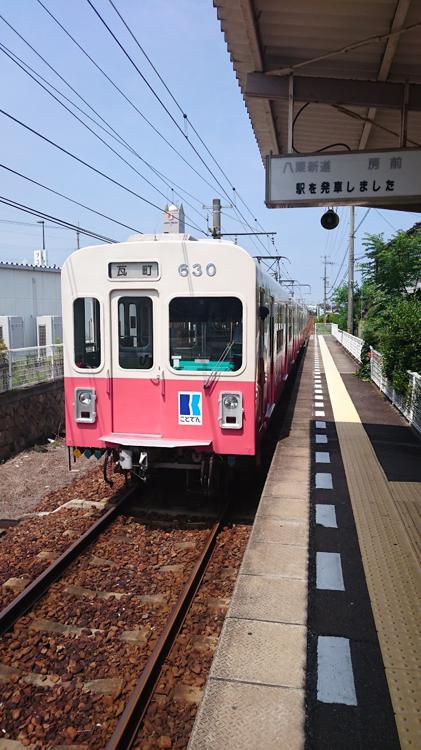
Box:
[204, 339, 234, 389]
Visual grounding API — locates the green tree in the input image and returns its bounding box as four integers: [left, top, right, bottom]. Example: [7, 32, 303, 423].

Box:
[380, 297, 421, 396]
[356, 227, 421, 389]
[362, 229, 421, 296]
[331, 282, 361, 332]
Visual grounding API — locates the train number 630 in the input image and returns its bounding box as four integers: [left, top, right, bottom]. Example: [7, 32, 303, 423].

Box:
[178, 263, 216, 277]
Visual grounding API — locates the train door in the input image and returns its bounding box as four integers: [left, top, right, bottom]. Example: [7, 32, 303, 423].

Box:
[285, 304, 292, 375]
[257, 288, 268, 426]
[268, 296, 275, 408]
[110, 290, 161, 434]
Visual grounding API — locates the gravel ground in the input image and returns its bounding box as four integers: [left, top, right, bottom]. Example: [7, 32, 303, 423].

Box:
[0, 467, 126, 609]
[134, 523, 251, 750]
[0, 514, 214, 748]
[0, 438, 102, 519]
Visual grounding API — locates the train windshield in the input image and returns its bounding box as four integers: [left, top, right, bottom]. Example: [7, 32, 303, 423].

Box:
[169, 297, 242, 372]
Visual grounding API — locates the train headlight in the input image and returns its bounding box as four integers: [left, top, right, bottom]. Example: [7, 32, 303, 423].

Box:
[74, 387, 96, 423]
[219, 391, 243, 430]
[223, 394, 239, 410]
[78, 391, 92, 405]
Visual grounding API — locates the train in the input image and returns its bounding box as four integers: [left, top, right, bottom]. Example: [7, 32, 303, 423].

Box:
[62, 233, 308, 491]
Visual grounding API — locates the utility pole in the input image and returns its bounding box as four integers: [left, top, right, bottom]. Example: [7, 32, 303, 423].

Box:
[37, 220, 46, 250]
[322, 255, 334, 324]
[212, 198, 221, 238]
[76, 221, 80, 250]
[347, 205, 355, 333]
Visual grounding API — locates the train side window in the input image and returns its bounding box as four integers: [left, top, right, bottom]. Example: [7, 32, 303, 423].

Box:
[288, 308, 293, 341]
[73, 297, 101, 369]
[276, 328, 284, 352]
[118, 297, 153, 369]
[277, 303, 286, 352]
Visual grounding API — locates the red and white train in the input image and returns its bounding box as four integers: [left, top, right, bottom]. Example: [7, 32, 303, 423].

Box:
[62, 234, 308, 488]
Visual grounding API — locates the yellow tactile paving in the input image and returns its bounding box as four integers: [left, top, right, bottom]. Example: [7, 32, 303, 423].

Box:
[318, 335, 421, 750]
[389, 482, 421, 562]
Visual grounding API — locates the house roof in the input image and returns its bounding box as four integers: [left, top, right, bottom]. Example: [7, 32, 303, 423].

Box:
[0, 261, 61, 273]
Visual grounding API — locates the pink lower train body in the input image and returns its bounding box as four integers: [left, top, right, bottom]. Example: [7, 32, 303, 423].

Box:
[65, 378, 257, 455]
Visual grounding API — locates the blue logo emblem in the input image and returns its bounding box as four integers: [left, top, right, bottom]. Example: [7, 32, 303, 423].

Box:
[178, 392, 202, 425]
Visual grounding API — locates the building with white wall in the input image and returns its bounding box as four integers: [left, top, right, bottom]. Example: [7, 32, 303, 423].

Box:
[0, 262, 61, 347]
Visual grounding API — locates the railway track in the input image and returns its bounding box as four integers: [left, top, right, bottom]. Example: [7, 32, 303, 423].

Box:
[0, 485, 250, 748]
[0, 485, 135, 637]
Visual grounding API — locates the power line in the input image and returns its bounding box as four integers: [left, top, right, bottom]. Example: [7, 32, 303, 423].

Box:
[329, 208, 371, 296]
[0, 40, 206, 229]
[0, 45, 172, 204]
[85, 0, 230, 199]
[0, 196, 117, 243]
[7, 3, 221, 209]
[105, 0, 282, 254]
[0, 164, 144, 235]
[33, 0, 213, 217]
[84, 0, 268, 249]
[0, 108, 206, 235]
[35, 0, 270, 251]
[373, 208, 398, 232]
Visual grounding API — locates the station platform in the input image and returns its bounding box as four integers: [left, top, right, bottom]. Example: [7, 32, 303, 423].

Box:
[188, 334, 421, 750]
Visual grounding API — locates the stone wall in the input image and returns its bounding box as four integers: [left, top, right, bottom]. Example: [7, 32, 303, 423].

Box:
[0, 380, 64, 461]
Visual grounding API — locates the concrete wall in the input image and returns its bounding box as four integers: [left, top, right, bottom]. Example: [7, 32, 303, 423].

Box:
[0, 265, 62, 347]
[0, 379, 64, 462]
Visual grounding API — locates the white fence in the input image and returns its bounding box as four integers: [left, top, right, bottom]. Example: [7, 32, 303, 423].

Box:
[0, 344, 63, 393]
[370, 349, 421, 435]
[327, 325, 421, 435]
[330, 323, 364, 362]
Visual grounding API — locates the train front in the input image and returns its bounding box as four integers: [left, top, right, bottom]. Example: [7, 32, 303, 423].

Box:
[62, 234, 257, 490]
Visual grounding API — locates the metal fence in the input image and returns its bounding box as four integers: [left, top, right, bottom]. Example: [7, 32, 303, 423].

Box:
[0, 344, 63, 393]
[330, 323, 364, 362]
[370, 349, 421, 435]
[325, 325, 421, 435]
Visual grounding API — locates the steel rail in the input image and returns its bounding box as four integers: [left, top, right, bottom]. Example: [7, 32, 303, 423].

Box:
[106, 514, 224, 750]
[0, 486, 135, 636]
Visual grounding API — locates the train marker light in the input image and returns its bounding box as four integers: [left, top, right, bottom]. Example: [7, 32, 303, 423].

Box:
[223, 394, 239, 410]
[219, 391, 243, 429]
[74, 387, 96, 423]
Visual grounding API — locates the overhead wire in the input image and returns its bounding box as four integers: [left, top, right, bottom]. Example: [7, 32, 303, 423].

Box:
[328, 208, 371, 296]
[34, 0, 277, 253]
[4, 4, 220, 213]
[0, 39, 202, 216]
[105, 0, 301, 259]
[105, 0, 267, 237]
[0, 108, 206, 235]
[84, 0, 270, 251]
[0, 196, 117, 243]
[0, 164, 144, 235]
[0, 41, 208, 230]
[85, 0, 231, 200]
[0, 41, 207, 231]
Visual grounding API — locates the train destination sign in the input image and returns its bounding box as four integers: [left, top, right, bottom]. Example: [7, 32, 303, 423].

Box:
[266, 149, 421, 208]
[109, 261, 160, 280]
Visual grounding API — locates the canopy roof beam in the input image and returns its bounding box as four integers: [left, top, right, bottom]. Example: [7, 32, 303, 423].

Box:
[359, 0, 412, 149]
[246, 73, 421, 112]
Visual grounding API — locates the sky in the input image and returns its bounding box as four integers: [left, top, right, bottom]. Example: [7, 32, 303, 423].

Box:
[0, 0, 420, 303]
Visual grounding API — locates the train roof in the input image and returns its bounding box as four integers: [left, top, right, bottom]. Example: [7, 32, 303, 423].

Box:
[62, 234, 306, 309]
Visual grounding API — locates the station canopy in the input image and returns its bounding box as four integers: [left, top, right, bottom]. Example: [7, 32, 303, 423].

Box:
[214, 0, 421, 211]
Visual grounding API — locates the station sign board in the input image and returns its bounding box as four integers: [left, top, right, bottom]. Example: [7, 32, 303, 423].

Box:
[266, 148, 421, 208]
